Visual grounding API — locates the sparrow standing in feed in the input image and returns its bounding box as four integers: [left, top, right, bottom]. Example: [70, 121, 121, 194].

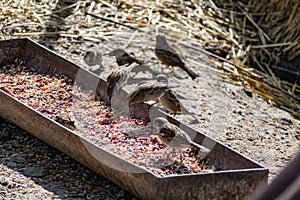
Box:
[155, 35, 199, 80]
[153, 117, 209, 162]
[108, 48, 143, 66]
[127, 81, 170, 105]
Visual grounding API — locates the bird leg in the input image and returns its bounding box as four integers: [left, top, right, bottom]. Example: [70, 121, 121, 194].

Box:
[164, 148, 173, 161]
[179, 150, 183, 164]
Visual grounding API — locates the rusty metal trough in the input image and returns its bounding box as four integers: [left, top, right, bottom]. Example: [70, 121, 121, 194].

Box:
[0, 38, 268, 199]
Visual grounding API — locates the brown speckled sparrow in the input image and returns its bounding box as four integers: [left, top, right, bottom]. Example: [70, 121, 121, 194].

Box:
[158, 90, 200, 123]
[155, 35, 199, 80]
[108, 48, 143, 66]
[83, 50, 102, 66]
[153, 117, 209, 162]
[158, 90, 182, 116]
[127, 81, 170, 105]
[106, 68, 129, 100]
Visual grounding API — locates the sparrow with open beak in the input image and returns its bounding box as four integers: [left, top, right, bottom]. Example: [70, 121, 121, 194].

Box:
[155, 35, 199, 80]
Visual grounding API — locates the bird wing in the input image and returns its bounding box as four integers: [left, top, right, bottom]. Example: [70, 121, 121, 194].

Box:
[138, 82, 169, 99]
[155, 48, 185, 67]
[158, 90, 182, 114]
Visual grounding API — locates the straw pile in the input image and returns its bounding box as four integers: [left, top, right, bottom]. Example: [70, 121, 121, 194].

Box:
[0, 0, 299, 118]
[213, 0, 300, 117]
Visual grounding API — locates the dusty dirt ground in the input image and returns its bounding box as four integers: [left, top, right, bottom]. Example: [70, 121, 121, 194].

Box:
[0, 33, 299, 199]
[59, 34, 300, 180]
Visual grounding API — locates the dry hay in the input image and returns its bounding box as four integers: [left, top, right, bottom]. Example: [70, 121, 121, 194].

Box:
[213, 0, 300, 117]
[0, 0, 299, 118]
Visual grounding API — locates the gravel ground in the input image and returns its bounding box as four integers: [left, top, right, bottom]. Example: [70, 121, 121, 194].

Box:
[0, 37, 299, 199]
[0, 118, 137, 199]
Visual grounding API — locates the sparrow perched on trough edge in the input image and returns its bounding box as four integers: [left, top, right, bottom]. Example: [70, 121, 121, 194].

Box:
[158, 90, 182, 116]
[83, 50, 102, 66]
[127, 81, 170, 105]
[153, 117, 209, 162]
[158, 90, 197, 121]
[108, 48, 143, 66]
[155, 35, 199, 80]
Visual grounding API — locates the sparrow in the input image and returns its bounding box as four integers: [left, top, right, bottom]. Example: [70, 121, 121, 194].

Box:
[127, 81, 170, 105]
[158, 90, 182, 116]
[106, 67, 129, 100]
[155, 35, 199, 80]
[154, 75, 183, 116]
[153, 117, 209, 162]
[108, 48, 143, 66]
[158, 91, 199, 123]
[83, 50, 102, 66]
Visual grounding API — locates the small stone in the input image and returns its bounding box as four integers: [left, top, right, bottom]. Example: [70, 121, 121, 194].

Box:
[242, 88, 253, 98]
[115, 190, 125, 198]
[13, 155, 25, 163]
[233, 109, 243, 115]
[225, 131, 232, 135]
[7, 161, 17, 168]
[280, 118, 293, 125]
[23, 167, 44, 177]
